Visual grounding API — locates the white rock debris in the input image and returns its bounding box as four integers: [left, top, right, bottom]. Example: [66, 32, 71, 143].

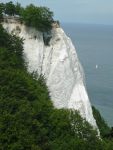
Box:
[3, 19, 98, 129]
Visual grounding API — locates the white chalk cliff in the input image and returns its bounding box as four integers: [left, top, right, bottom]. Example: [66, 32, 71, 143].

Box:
[3, 19, 97, 128]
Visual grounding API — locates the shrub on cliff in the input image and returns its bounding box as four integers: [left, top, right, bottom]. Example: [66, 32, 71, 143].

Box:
[20, 4, 53, 32]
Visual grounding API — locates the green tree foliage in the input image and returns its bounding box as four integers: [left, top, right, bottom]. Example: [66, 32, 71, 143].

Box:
[47, 109, 104, 150]
[0, 3, 5, 22]
[0, 1, 22, 17]
[4, 1, 15, 16]
[0, 24, 24, 69]
[0, 1, 53, 32]
[104, 140, 113, 150]
[20, 4, 53, 32]
[0, 24, 52, 149]
[15, 2, 22, 16]
[92, 106, 110, 137]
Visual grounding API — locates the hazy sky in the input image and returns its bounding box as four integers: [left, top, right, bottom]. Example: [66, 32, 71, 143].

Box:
[1, 0, 113, 25]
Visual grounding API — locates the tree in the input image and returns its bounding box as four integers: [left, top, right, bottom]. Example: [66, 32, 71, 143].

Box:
[15, 2, 22, 16]
[21, 4, 53, 32]
[92, 106, 110, 137]
[5, 1, 15, 16]
[0, 3, 5, 21]
[47, 110, 104, 150]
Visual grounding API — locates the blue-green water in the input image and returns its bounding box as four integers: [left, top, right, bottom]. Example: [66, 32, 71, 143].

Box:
[62, 23, 113, 126]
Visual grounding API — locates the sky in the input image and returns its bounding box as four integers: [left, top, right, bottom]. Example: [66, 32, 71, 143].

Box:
[1, 0, 113, 25]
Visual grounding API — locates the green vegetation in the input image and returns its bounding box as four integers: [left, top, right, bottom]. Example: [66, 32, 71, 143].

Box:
[92, 106, 110, 137]
[0, 1, 53, 32]
[0, 3, 4, 21]
[0, 2, 22, 17]
[21, 4, 53, 32]
[0, 1, 22, 17]
[0, 2, 113, 149]
[4, 1, 16, 16]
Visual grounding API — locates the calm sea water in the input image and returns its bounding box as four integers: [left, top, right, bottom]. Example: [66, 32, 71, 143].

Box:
[62, 23, 113, 126]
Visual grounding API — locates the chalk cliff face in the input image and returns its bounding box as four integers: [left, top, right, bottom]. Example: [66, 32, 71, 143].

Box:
[3, 19, 97, 128]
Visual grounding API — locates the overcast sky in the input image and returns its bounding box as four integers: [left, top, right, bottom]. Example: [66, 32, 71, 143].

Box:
[1, 0, 113, 25]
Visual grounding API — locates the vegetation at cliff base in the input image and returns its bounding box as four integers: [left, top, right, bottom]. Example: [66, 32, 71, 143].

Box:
[92, 106, 110, 137]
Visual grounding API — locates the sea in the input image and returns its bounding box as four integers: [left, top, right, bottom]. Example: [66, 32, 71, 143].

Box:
[62, 23, 113, 127]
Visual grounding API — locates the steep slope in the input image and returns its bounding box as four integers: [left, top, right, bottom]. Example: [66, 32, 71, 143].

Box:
[3, 18, 97, 128]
